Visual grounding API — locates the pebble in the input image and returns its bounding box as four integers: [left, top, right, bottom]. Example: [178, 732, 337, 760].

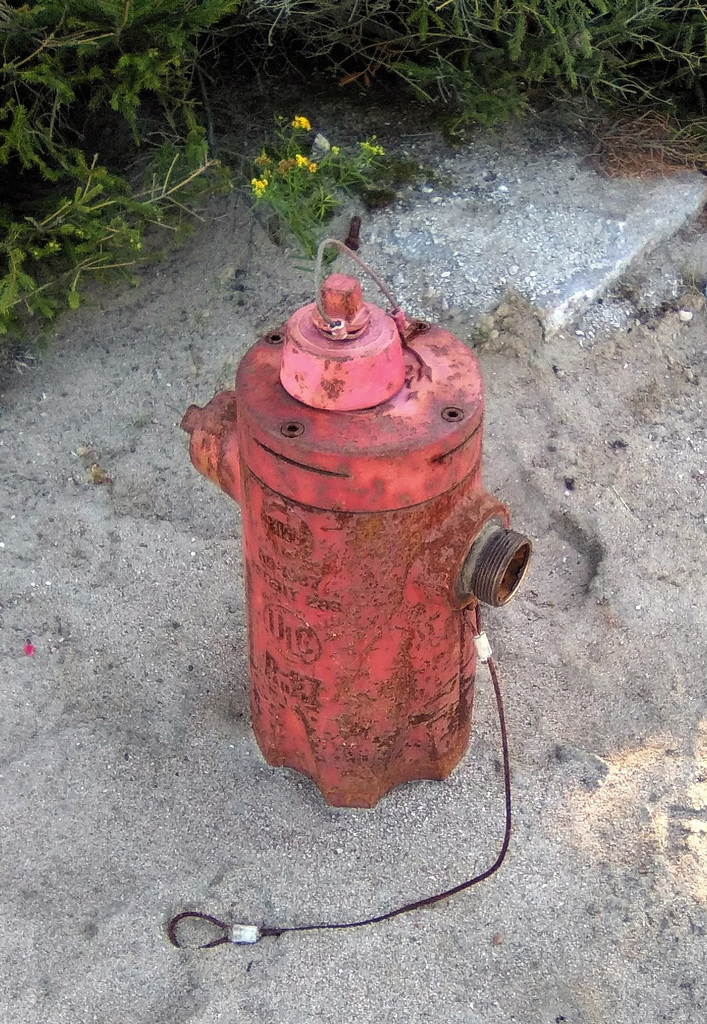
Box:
[678, 309, 693, 322]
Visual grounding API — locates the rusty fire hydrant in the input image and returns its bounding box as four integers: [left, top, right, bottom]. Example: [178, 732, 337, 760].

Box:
[182, 253, 531, 808]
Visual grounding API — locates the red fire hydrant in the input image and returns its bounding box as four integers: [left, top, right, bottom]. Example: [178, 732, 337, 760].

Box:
[182, 257, 530, 808]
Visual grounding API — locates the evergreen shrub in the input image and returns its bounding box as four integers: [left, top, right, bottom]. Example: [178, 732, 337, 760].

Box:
[5, 2, 707, 352]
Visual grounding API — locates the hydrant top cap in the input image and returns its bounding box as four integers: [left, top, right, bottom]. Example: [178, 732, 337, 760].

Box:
[320, 273, 365, 326]
[280, 273, 406, 411]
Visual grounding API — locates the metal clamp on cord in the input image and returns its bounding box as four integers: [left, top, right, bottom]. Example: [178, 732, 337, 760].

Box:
[231, 924, 260, 944]
[473, 631, 492, 664]
[166, 606, 512, 952]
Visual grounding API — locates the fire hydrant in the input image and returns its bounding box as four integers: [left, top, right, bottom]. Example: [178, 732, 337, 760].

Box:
[182, 258, 531, 808]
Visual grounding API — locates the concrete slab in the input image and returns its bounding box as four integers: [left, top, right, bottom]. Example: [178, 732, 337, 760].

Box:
[367, 125, 707, 329]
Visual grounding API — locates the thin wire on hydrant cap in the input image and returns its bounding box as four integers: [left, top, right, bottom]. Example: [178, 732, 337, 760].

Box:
[313, 237, 400, 326]
[167, 604, 512, 950]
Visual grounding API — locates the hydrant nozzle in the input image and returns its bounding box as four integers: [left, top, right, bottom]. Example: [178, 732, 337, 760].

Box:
[458, 520, 532, 607]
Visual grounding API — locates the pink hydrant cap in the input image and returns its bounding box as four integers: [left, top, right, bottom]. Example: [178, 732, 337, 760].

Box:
[279, 274, 406, 411]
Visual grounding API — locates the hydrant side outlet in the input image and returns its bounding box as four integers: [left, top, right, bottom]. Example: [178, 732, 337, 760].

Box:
[181, 276, 530, 807]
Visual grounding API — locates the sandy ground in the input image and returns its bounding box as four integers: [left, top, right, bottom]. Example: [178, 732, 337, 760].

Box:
[1, 113, 706, 1023]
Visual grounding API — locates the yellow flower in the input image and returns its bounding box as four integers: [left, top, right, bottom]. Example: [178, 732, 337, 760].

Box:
[251, 177, 269, 197]
[278, 158, 297, 174]
[331, 146, 340, 156]
[295, 153, 309, 168]
[308, 161, 318, 173]
[254, 151, 271, 167]
[291, 116, 312, 131]
[360, 139, 385, 157]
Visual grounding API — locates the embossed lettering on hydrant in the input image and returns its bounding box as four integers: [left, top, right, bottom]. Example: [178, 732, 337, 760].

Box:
[263, 604, 322, 664]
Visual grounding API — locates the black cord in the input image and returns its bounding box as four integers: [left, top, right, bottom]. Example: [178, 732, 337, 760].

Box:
[168, 605, 512, 949]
